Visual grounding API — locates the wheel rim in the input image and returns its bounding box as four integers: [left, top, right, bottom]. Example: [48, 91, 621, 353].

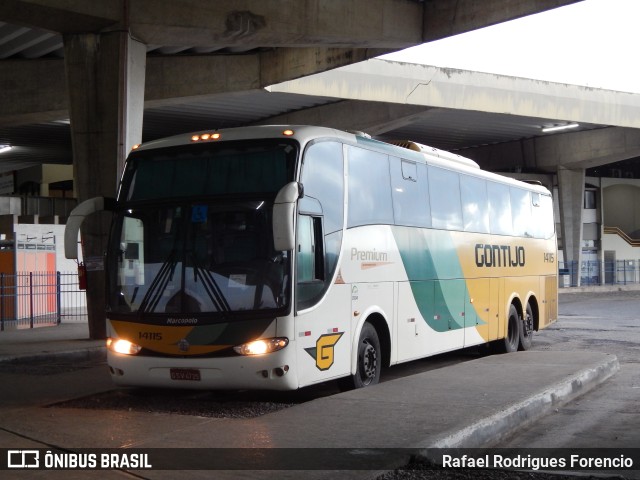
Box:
[360, 340, 378, 386]
[523, 310, 534, 338]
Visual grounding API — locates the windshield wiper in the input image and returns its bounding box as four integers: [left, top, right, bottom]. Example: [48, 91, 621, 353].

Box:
[191, 257, 231, 312]
[138, 249, 178, 313]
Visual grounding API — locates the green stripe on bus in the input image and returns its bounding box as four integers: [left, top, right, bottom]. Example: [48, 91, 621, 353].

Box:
[392, 226, 483, 332]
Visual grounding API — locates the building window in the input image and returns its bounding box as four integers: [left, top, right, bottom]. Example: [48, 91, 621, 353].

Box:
[584, 190, 596, 209]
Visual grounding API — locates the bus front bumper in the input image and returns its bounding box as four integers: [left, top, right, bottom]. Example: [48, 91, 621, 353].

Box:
[106, 348, 299, 391]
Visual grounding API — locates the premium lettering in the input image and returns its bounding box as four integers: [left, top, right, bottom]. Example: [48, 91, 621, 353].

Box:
[351, 248, 388, 262]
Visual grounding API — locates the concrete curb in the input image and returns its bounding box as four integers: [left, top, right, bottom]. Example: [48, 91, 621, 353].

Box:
[0, 346, 106, 364]
[560, 284, 640, 294]
[427, 353, 620, 449]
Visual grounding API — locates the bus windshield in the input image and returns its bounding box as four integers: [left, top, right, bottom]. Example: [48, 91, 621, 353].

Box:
[107, 140, 297, 317]
[120, 139, 297, 201]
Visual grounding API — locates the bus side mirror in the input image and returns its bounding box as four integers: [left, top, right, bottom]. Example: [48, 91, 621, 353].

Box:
[273, 182, 302, 251]
[64, 197, 115, 259]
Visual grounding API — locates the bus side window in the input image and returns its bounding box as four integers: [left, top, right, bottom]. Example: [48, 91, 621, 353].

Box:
[532, 193, 555, 239]
[460, 174, 489, 233]
[488, 182, 513, 236]
[510, 187, 532, 237]
[347, 146, 393, 227]
[428, 166, 463, 231]
[391, 158, 431, 228]
[297, 215, 324, 282]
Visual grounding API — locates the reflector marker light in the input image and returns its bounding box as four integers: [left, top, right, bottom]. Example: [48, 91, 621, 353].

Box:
[191, 132, 222, 142]
[282, 129, 294, 136]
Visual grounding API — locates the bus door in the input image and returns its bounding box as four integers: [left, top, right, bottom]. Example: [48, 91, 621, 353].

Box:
[294, 214, 351, 387]
[295, 284, 352, 388]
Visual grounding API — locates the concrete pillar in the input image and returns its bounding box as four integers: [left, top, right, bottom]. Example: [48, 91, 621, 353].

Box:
[557, 167, 585, 287]
[64, 31, 146, 339]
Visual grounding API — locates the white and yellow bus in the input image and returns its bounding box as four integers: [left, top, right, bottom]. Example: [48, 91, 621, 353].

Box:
[66, 126, 557, 390]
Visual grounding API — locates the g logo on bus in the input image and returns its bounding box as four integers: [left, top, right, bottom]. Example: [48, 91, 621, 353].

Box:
[305, 332, 344, 371]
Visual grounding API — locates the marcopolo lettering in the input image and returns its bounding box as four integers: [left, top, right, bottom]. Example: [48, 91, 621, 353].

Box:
[475, 244, 525, 267]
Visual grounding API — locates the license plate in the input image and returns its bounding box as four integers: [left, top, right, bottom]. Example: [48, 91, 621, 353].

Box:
[170, 368, 201, 381]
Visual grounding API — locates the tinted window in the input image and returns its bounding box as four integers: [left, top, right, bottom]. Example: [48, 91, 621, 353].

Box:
[487, 182, 512, 235]
[428, 166, 462, 230]
[297, 141, 344, 310]
[300, 142, 344, 233]
[510, 187, 532, 237]
[123, 140, 297, 201]
[297, 215, 316, 283]
[460, 175, 489, 233]
[347, 146, 394, 227]
[391, 158, 431, 227]
[531, 193, 555, 239]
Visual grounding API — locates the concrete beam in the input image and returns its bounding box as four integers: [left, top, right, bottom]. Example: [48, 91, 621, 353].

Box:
[423, 0, 582, 42]
[131, 0, 424, 48]
[269, 59, 640, 130]
[4, 1, 580, 47]
[259, 47, 388, 88]
[143, 55, 260, 107]
[468, 127, 640, 173]
[64, 31, 145, 198]
[0, 58, 68, 127]
[557, 167, 585, 286]
[64, 31, 146, 339]
[2, 0, 424, 48]
[257, 99, 431, 134]
[534, 127, 640, 170]
[0, 0, 119, 33]
[2, 47, 387, 122]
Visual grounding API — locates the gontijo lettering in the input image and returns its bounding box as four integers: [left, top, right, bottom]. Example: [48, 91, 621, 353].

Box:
[475, 244, 525, 267]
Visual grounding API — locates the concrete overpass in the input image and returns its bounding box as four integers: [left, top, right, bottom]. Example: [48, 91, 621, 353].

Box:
[267, 58, 640, 279]
[3, 0, 628, 337]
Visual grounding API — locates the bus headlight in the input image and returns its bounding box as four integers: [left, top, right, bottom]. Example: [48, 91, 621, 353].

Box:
[233, 337, 289, 356]
[107, 338, 142, 355]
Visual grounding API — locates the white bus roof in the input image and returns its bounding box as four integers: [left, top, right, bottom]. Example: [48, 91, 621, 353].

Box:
[131, 125, 550, 196]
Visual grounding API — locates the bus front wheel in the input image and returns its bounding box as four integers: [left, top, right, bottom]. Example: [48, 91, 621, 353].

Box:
[339, 323, 381, 390]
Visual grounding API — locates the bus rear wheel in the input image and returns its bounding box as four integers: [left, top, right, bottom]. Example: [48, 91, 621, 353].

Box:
[339, 323, 381, 390]
[518, 303, 534, 350]
[502, 304, 520, 353]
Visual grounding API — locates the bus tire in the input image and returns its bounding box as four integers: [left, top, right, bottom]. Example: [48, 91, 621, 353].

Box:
[503, 304, 520, 353]
[339, 323, 381, 390]
[519, 302, 534, 351]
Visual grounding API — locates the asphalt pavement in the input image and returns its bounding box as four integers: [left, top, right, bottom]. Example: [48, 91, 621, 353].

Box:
[0, 314, 622, 479]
